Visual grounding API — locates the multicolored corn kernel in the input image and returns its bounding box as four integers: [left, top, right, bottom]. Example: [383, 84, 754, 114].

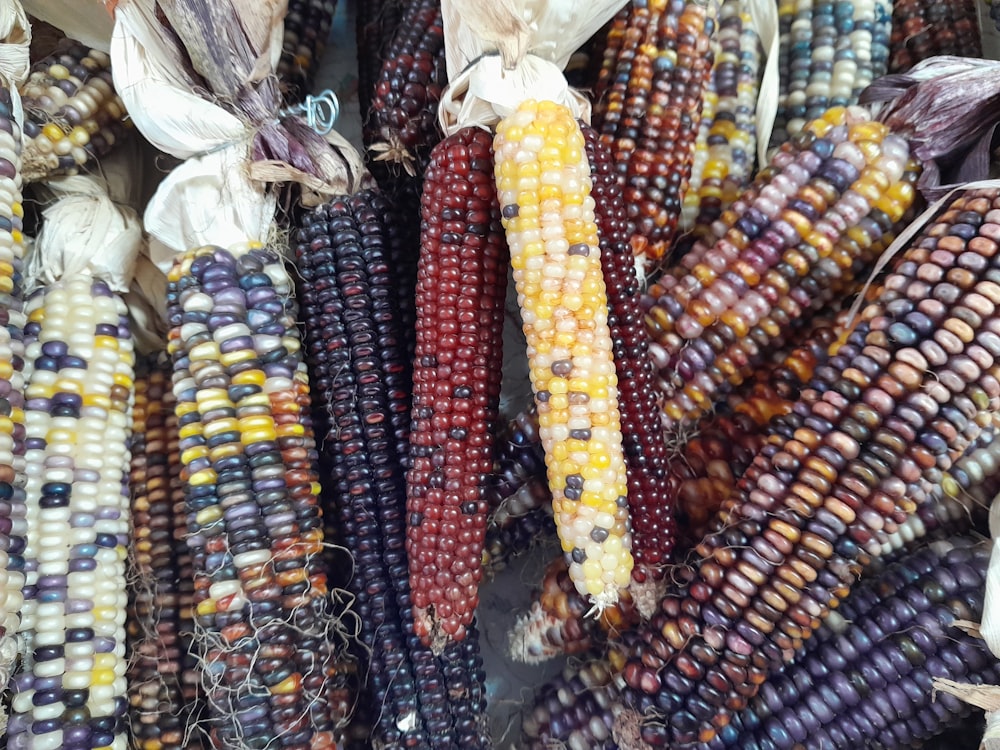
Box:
[277, 0, 337, 102]
[681, 0, 763, 235]
[165, 244, 342, 749]
[644, 107, 917, 430]
[127, 355, 205, 750]
[592, 0, 717, 264]
[365, 0, 446, 175]
[770, 0, 892, 148]
[616, 188, 1000, 747]
[0, 82, 26, 701]
[582, 121, 675, 573]
[889, 0, 982, 74]
[11, 276, 134, 750]
[295, 193, 490, 748]
[19, 40, 129, 182]
[495, 99, 634, 608]
[407, 127, 508, 645]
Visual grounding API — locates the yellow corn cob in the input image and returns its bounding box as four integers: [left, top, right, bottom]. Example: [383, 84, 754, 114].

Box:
[494, 99, 633, 608]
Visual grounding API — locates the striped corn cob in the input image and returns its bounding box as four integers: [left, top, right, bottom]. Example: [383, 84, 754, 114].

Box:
[495, 99, 634, 608]
[127, 354, 206, 750]
[20, 41, 129, 183]
[582, 122, 675, 573]
[11, 276, 134, 750]
[277, 0, 337, 103]
[365, 0, 446, 175]
[889, 0, 982, 74]
[165, 244, 343, 749]
[0, 82, 26, 721]
[614, 187, 1000, 746]
[482, 407, 556, 575]
[523, 539, 991, 750]
[356, 0, 405, 118]
[770, 0, 892, 149]
[644, 106, 919, 430]
[681, 0, 763, 235]
[592, 0, 717, 265]
[407, 127, 508, 645]
[295, 192, 490, 749]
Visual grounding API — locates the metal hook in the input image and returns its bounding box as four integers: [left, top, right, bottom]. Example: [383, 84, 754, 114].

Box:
[278, 89, 341, 135]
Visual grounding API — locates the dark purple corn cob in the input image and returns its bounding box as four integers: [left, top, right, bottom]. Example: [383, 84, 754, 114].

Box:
[277, 0, 337, 102]
[356, 0, 406, 118]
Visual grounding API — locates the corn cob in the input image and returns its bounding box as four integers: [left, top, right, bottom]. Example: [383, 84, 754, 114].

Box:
[565, 19, 616, 92]
[165, 244, 343, 750]
[10, 276, 134, 750]
[20, 41, 129, 183]
[0, 81, 27, 709]
[407, 127, 508, 645]
[614, 188, 1000, 746]
[524, 539, 991, 750]
[356, 0, 405, 118]
[770, 0, 892, 149]
[495, 99, 634, 608]
[681, 0, 763, 235]
[295, 192, 490, 749]
[482, 407, 557, 575]
[277, 0, 337, 103]
[582, 121, 675, 573]
[127, 355, 206, 750]
[889, 0, 982, 75]
[592, 0, 717, 265]
[366, 0, 446, 175]
[644, 107, 918, 430]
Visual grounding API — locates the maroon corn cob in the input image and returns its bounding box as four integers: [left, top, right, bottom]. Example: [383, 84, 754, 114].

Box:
[889, 0, 982, 74]
[356, 0, 406, 117]
[407, 127, 509, 646]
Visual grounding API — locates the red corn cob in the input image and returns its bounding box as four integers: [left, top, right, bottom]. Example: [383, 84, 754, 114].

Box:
[407, 127, 509, 646]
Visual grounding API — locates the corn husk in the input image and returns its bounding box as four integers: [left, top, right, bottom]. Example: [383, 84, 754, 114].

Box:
[110, 0, 364, 272]
[747, 0, 778, 166]
[22, 0, 113, 52]
[438, 0, 628, 134]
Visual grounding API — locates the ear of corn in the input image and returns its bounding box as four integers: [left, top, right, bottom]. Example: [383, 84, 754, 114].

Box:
[11, 276, 134, 750]
[495, 99, 634, 609]
[127, 354, 206, 750]
[165, 244, 343, 749]
[356, 0, 405, 118]
[592, 0, 718, 266]
[19, 41, 129, 183]
[644, 107, 918, 431]
[277, 0, 337, 103]
[295, 192, 490, 749]
[889, 0, 982, 74]
[770, 0, 892, 150]
[615, 188, 1000, 747]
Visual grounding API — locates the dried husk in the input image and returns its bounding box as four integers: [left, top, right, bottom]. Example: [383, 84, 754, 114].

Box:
[21, 0, 113, 52]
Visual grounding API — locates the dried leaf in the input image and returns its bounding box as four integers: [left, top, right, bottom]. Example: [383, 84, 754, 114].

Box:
[933, 678, 1000, 712]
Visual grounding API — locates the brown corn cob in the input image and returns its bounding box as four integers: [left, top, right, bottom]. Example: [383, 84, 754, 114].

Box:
[20, 40, 129, 182]
[592, 0, 717, 265]
[614, 188, 1000, 747]
[889, 0, 982, 74]
[407, 127, 508, 646]
[581, 121, 676, 574]
[277, 0, 337, 103]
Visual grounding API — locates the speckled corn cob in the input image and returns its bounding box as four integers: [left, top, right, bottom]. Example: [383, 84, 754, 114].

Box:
[682, 0, 762, 235]
[407, 128, 508, 645]
[11, 277, 134, 750]
[615, 188, 1000, 747]
[644, 107, 918, 430]
[581, 121, 675, 574]
[19, 41, 128, 183]
[495, 99, 634, 609]
[889, 0, 982, 74]
[165, 245, 341, 750]
[127, 355, 206, 750]
[277, 0, 337, 103]
[770, 0, 891, 149]
[0, 83, 26, 708]
[295, 193, 490, 749]
[592, 0, 717, 265]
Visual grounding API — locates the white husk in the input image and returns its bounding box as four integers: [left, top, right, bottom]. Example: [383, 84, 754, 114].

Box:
[438, 0, 628, 134]
[124, 252, 168, 354]
[0, 0, 30, 123]
[746, 0, 779, 166]
[110, 0, 278, 267]
[22, 0, 113, 52]
[982, 487, 1000, 659]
